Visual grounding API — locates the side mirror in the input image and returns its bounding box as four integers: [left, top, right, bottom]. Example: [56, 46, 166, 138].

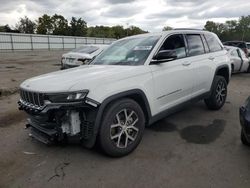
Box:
[151, 50, 177, 64]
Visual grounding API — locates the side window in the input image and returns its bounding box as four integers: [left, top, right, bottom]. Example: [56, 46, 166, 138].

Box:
[160, 34, 186, 59]
[204, 33, 223, 52]
[186, 34, 205, 56]
[201, 35, 209, 53]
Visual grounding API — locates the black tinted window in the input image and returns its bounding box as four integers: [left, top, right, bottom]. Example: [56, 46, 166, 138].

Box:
[160, 34, 186, 59]
[186, 34, 205, 56]
[205, 34, 222, 52]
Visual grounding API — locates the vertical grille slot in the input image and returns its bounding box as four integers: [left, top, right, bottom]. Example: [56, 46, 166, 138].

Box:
[20, 89, 44, 107]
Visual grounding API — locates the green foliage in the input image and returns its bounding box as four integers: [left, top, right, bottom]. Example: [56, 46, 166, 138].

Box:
[0, 25, 19, 33]
[1, 14, 147, 38]
[15, 16, 36, 34]
[162, 26, 173, 31]
[87, 25, 147, 38]
[204, 15, 250, 41]
[51, 14, 69, 35]
[70, 17, 87, 36]
[36, 14, 53, 34]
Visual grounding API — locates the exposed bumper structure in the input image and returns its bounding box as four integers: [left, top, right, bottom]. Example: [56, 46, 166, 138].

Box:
[18, 97, 100, 148]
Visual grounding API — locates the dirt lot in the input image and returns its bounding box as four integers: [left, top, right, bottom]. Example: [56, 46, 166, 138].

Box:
[0, 51, 250, 188]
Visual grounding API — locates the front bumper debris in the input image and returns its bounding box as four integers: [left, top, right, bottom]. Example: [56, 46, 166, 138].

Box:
[18, 98, 99, 147]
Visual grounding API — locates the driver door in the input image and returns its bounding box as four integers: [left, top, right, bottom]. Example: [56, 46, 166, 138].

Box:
[149, 34, 196, 115]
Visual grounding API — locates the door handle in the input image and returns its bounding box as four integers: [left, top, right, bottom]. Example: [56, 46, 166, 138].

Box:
[208, 57, 215, 61]
[182, 61, 191, 66]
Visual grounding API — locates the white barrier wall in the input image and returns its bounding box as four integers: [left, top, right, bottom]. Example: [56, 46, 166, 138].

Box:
[0, 32, 116, 51]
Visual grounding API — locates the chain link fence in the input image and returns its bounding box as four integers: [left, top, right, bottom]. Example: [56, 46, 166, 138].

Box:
[0, 32, 116, 52]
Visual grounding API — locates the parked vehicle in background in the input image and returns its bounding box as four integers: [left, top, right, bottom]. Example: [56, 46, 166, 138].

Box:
[224, 46, 250, 73]
[223, 41, 249, 57]
[61, 45, 108, 69]
[18, 30, 231, 157]
[240, 97, 250, 146]
[247, 42, 250, 54]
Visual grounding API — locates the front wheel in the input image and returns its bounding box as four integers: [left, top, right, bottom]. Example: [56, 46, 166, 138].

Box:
[204, 76, 227, 110]
[99, 98, 145, 157]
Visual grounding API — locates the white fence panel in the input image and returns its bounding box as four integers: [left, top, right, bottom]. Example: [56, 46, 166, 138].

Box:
[0, 32, 116, 51]
[33, 43, 49, 49]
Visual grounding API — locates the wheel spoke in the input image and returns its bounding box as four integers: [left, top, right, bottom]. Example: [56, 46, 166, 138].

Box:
[127, 111, 135, 119]
[127, 134, 135, 141]
[124, 133, 128, 148]
[111, 133, 120, 140]
[124, 109, 128, 119]
[117, 133, 122, 147]
[130, 118, 138, 127]
[116, 114, 121, 124]
[127, 125, 139, 132]
[111, 123, 121, 129]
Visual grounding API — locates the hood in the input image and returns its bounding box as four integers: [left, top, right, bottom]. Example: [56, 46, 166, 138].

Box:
[20, 65, 150, 93]
[62, 52, 92, 59]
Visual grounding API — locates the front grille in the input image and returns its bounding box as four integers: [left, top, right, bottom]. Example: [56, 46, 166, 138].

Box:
[20, 89, 44, 107]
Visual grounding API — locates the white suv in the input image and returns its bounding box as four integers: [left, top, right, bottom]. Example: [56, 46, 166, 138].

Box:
[18, 30, 231, 157]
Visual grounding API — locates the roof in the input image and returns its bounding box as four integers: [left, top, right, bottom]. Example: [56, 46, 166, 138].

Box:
[121, 29, 213, 40]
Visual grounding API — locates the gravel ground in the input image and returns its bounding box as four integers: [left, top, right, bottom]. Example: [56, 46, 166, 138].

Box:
[0, 51, 250, 188]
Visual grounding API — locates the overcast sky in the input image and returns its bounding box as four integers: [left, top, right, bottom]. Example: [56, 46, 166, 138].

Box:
[0, 0, 250, 32]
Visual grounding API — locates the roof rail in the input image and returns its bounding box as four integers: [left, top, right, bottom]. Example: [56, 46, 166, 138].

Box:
[173, 28, 204, 31]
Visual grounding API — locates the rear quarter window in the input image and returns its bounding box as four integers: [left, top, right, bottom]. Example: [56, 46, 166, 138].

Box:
[204, 34, 223, 52]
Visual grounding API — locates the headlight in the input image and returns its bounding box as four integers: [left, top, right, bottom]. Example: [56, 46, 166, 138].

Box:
[45, 91, 88, 103]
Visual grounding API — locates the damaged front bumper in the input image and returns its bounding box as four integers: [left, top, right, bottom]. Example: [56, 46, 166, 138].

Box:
[18, 98, 100, 147]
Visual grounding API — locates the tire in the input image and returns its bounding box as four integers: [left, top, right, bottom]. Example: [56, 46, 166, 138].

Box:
[204, 76, 227, 110]
[99, 98, 145, 157]
[241, 129, 250, 146]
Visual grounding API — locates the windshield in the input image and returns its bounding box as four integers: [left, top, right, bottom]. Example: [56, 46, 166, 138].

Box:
[91, 35, 160, 66]
[247, 44, 250, 49]
[71, 46, 99, 54]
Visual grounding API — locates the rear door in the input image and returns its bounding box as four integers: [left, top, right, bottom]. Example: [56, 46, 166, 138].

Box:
[183, 34, 213, 96]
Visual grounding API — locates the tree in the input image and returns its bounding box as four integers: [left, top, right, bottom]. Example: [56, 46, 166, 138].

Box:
[127, 26, 147, 36]
[15, 16, 36, 34]
[70, 17, 87, 36]
[36, 14, 53, 34]
[0, 25, 19, 33]
[111, 25, 126, 39]
[204, 15, 250, 41]
[87, 26, 113, 38]
[51, 14, 69, 35]
[162, 26, 173, 31]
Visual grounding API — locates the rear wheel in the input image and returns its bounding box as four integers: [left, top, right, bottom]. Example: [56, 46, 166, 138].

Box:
[99, 98, 145, 157]
[204, 76, 227, 110]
